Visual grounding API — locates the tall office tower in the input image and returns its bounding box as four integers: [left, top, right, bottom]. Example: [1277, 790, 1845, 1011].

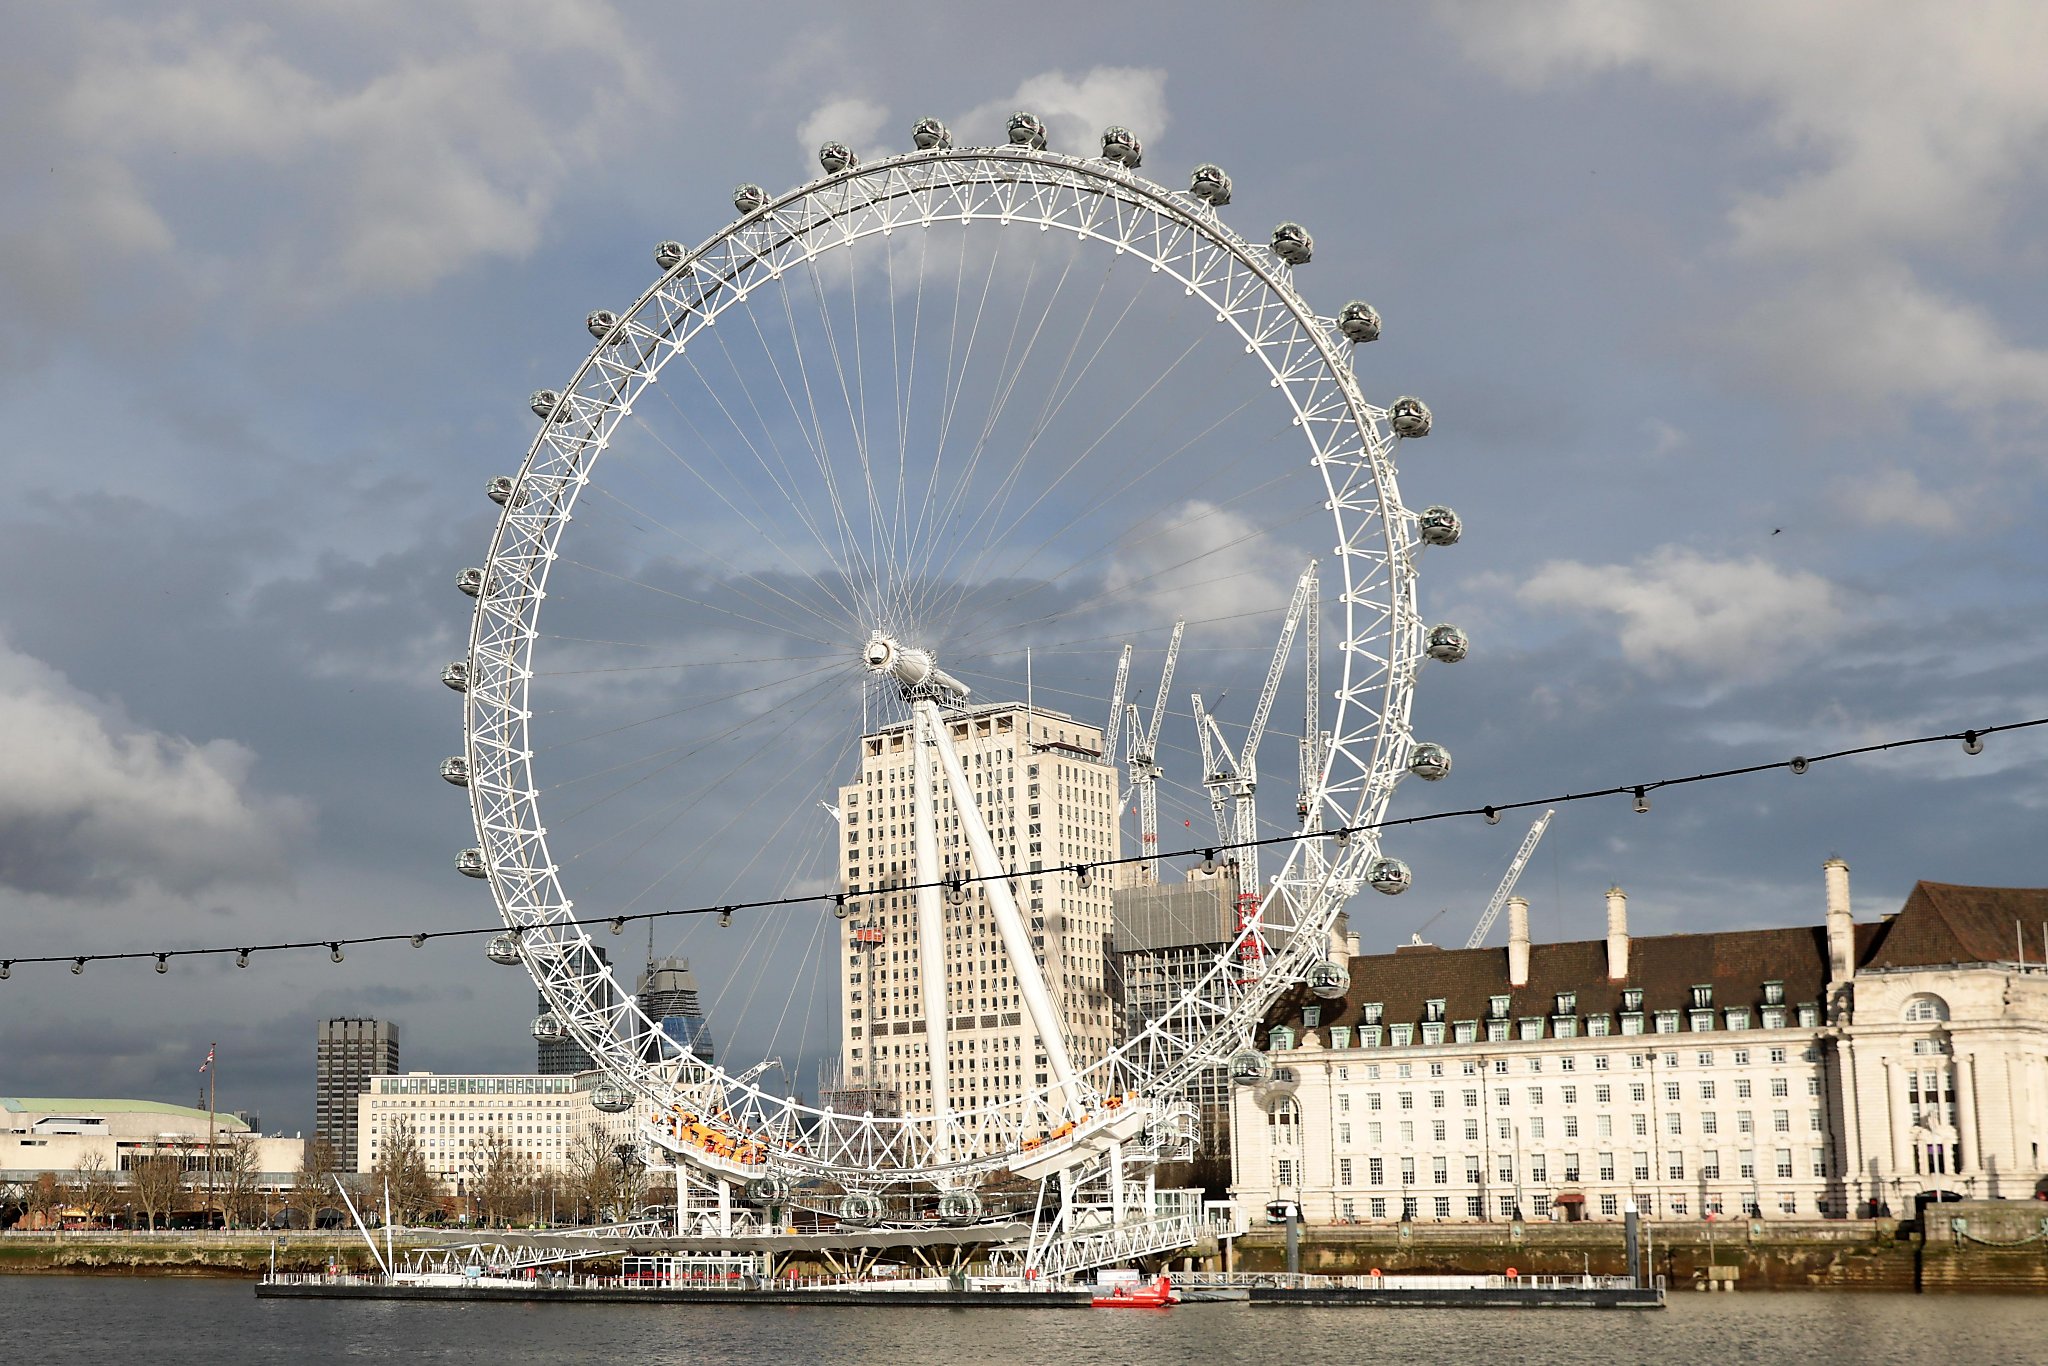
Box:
[315, 1018, 399, 1169]
[636, 955, 715, 1063]
[836, 703, 1120, 1120]
[538, 946, 608, 1074]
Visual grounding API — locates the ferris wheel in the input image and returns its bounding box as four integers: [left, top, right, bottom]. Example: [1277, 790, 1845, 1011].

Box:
[443, 112, 1465, 1224]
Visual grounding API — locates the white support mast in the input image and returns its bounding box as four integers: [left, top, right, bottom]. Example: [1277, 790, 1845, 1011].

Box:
[863, 631, 1086, 1121]
[1465, 810, 1555, 949]
[910, 706, 953, 1160]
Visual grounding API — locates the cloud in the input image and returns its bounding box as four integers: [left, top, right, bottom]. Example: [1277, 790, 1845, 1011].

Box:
[1836, 465, 1961, 534]
[796, 97, 890, 166]
[0, 634, 310, 899]
[1443, 2, 2048, 424]
[958, 66, 1169, 155]
[11, 3, 649, 316]
[1516, 547, 1851, 678]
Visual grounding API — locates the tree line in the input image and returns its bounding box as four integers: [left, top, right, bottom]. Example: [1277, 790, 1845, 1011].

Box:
[1, 1122, 669, 1232]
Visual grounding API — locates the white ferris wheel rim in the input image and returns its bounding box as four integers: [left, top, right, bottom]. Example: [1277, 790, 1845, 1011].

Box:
[461, 141, 1428, 1196]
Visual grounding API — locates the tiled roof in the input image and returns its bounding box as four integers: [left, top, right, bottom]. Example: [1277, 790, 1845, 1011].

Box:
[1861, 882, 2048, 970]
[1260, 879, 2047, 1039]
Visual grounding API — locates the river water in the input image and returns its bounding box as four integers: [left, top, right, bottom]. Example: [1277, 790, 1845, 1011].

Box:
[4, 1278, 2043, 1364]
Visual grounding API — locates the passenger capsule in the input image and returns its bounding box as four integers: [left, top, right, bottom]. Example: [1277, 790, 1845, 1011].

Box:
[1338, 301, 1382, 344]
[530, 389, 567, 422]
[456, 567, 484, 597]
[1189, 164, 1233, 206]
[456, 847, 488, 879]
[592, 1081, 632, 1114]
[531, 1012, 564, 1041]
[1006, 111, 1048, 150]
[1257, 1066, 1301, 1110]
[1407, 742, 1452, 781]
[938, 1189, 983, 1224]
[818, 141, 858, 174]
[485, 932, 522, 966]
[1367, 856, 1412, 895]
[1307, 959, 1351, 1000]
[441, 660, 471, 692]
[586, 309, 621, 341]
[911, 117, 951, 150]
[1425, 623, 1469, 664]
[733, 183, 768, 214]
[439, 755, 470, 787]
[746, 1175, 791, 1204]
[1389, 396, 1433, 438]
[486, 476, 515, 506]
[1101, 125, 1142, 168]
[1228, 1048, 1271, 1086]
[1417, 505, 1462, 547]
[654, 240, 686, 270]
[840, 1192, 884, 1225]
[1271, 223, 1313, 266]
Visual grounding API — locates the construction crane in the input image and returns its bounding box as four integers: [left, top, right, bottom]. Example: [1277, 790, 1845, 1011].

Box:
[1465, 810, 1555, 949]
[1121, 621, 1183, 886]
[1103, 643, 1133, 764]
[1192, 562, 1318, 976]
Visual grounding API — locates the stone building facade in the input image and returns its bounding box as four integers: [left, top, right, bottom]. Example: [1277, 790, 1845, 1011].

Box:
[1230, 862, 2048, 1223]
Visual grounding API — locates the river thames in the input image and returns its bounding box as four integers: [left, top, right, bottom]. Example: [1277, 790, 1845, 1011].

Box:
[5, 1278, 2045, 1365]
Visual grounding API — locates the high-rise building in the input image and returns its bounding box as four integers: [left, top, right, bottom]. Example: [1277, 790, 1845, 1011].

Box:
[538, 947, 608, 1075]
[636, 956, 715, 1063]
[315, 1017, 399, 1169]
[1113, 866, 1240, 1157]
[836, 702, 1120, 1119]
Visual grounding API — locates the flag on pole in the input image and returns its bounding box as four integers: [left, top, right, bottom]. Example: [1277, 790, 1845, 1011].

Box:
[199, 1044, 215, 1074]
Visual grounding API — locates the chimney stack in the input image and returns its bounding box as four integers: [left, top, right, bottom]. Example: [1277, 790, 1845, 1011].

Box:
[1824, 858, 1855, 985]
[1507, 896, 1531, 988]
[1605, 886, 1630, 982]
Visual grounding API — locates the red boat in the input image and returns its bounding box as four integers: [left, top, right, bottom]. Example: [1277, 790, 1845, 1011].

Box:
[1090, 1274, 1177, 1308]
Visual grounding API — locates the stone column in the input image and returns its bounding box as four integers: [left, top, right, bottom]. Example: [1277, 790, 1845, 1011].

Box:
[1882, 1058, 1909, 1177]
[1953, 1054, 1978, 1175]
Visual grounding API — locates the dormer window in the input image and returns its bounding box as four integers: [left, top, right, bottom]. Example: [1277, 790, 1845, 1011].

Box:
[1763, 981, 1785, 1006]
[1690, 985, 1713, 1010]
[1303, 1006, 1322, 1029]
[1362, 1002, 1384, 1025]
[1425, 998, 1447, 1023]
[1621, 988, 1644, 1012]
[1488, 994, 1510, 1019]
[1555, 991, 1577, 1015]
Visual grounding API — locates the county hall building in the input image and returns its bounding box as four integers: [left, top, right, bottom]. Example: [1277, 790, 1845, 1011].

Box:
[1231, 860, 2048, 1223]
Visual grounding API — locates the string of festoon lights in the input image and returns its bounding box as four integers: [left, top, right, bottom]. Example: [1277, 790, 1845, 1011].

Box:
[2, 715, 2040, 980]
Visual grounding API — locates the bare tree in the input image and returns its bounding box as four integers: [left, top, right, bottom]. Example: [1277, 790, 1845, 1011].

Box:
[466, 1129, 529, 1229]
[218, 1134, 265, 1229]
[369, 1119, 439, 1223]
[70, 1152, 118, 1227]
[567, 1125, 620, 1225]
[293, 1137, 344, 1230]
[129, 1153, 186, 1231]
[25, 1173, 63, 1229]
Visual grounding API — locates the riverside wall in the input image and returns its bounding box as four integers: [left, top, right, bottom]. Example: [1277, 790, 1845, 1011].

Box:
[1223, 1203, 2048, 1292]
[0, 1231, 425, 1277]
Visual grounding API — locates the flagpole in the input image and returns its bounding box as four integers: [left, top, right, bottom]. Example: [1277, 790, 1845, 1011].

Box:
[207, 1042, 217, 1226]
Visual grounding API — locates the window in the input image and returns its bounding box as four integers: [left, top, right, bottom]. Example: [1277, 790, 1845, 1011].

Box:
[1553, 1016, 1578, 1038]
[1633, 1115, 1648, 1137]
[1530, 1087, 1545, 1106]
[1555, 991, 1577, 1014]
[1565, 1115, 1580, 1138]
[1302, 1006, 1322, 1029]
[1810, 1110, 1824, 1133]
[1903, 995, 1949, 1024]
[1655, 1011, 1680, 1034]
[1702, 1112, 1719, 1135]
[1771, 1077, 1789, 1098]
[1468, 1196, 1485, 1217]
[1432, 1120, 1447, 1142]
[1328, 1026, 1352, 1049]
[1737, 1079, 1753, 1099]
[1701, 1151, 1721, 1179]
[1368, 1093, 1383, 1111]
[1739, 1152, 1756, 1180]
[1269, 1027, 1295, 1051]
[1466, 1156, 1482, 1182]
[1621, 988, 1644, 1012]
[1531, 1117, 1547, 1140]
[1531, 1157, 1547, 1183]
[1454, 1021, 1477, 1044]
[1368, 1157, 1384, 1185]
[1432, 1091, 1446, 1109]
[1276, 1158, 1294, 1186]
[1597, 1114, 1613, 1138]
[1497, 1159, 1514, 1183]
[1668, 1151, 1685, 1180]
[1498, 1196, 1518, 1219]
[1362, 1002, 1384, 1025]
[1664, 1081, 1680, 1102]
[1594, 1055, 1610, 1072]
[1425, 998, 1447, 1023]
[1463, 1089, 1479, 1108]
[1769, 1047, 1787, 1065]
[1665, 1112, 1682, 1136]
[1697, 1051, 1715, 1067]
[1391, 1024, 1415, 1047]
[1434, 1196, 1452, 1219]
[1518, 1017, 1544, 1040]
[1528, 1057, 1544, 1073]
[1738, 1111, 1754, 1135]
[1562, 1086, 1578, 1105]
[1433, 1157, 1448, 1185]
[1690, 985, 1713, 1009]
[1596, 1085, 1612, 1104]
[1495, 1087, 1510, 1107]
[1401, 1157, 1416, 1184]
[1778, 1192, 1798, 1215]
[1370, 1197, 1387, 1219]
[1725, 1009, 1752, 1030]
[1588, 1016, 1612, 1037]
[1494, 1059, 1510, 1075]
[1465, 1118, 1480, 1141]
[1600, 1193, 1619, 1217]
[1339, 1123, 1352, 1143]
[1488, 994, 1510, 1019]
[1422, 1023, 1446, 1046]
[1690, 1010, 1715, 1032]
[1599, 1152, 1616, 1181]
[1399, 1092, 1415, 1111]
[1700, 1081, 1717, 1100]
[1532, 1195, 1551, 1218]
[1486, 1021, 1509, 1042]
[1774, 1110, 1791, 1133]
[1775, 1148, 1794, 1179]
[1339, 1158, 1353, 1186]
[1634, 1154, 1651, 1181]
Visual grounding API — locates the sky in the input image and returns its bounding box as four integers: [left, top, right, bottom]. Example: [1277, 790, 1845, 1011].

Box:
[0, 1, 2043, 1138]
